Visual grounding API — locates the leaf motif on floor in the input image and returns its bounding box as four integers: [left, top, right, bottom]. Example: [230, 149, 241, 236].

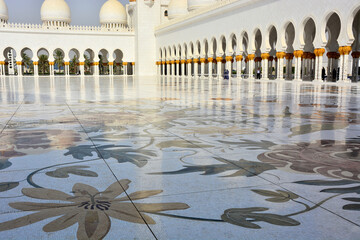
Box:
[46, 166, 98, 178]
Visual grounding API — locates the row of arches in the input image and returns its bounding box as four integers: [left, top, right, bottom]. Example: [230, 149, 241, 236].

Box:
[0, 47, 135, 76]
[158, 9, 360, 83]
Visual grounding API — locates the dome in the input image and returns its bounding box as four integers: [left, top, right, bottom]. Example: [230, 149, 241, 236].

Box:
[41, 0, 71, 23]
[0, 0, 8, 22]
[168, 0, 188, 20]
[187, 0, 216, 12]
[100, 0, 127, 25]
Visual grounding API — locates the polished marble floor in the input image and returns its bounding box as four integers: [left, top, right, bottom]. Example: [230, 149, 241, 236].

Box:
[0, 76, 359, 239]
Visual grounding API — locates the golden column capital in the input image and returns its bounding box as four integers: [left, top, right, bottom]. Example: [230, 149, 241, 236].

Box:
[78, 62, 84, 66]
[225, 56, 233, 62]
[285, 53, 294, 60]
[247, 54, 255, 60]
[193, 59, 199, 63]
[64, 62, 70, 66]
[293, 50, 304, 58]
[276, 52, 286, 59]
[314, 48, 325, 57]
[33, 62, 39, 65]
[261, 53, 270, 60]
[161, 61, 165, 64]
[208, 57, 214, 62]
[186, 59, 192, 64]
[175, 60, 180, 64]
[131, 62, 135, 65]
[181, 60, 186, 64]
[16, 61, 22, 65]
[216, 57, 223, 62]
[123, 62, 128, 66]
[200, 58, 206, 63]
[108, 62, 114, 66]
[235, 55, 243, 61]
[170, 60, 175, 64]
[339, 46, 352, 55]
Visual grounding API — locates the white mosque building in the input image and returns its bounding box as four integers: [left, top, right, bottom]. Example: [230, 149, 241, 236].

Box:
[0, 0, 359, 83]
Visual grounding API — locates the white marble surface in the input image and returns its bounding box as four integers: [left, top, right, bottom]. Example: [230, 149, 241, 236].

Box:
[0, 76, 359, 239]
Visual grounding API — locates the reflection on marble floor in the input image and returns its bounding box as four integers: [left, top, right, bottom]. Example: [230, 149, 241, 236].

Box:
[0, 76, 359, 239]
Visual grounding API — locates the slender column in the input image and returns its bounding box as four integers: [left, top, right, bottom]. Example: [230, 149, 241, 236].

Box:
[156, 61, 160, 76]
[248, 54, 255, 79]
[208, 58, 213, 78]
[181, 60, 185, 77]
[187, 59, 192, 77]
[236, 55, 243, 79]
[131, 62, 135, 75]
[0, 62, 4, 75]
[161, 61, 165, 75]
[175, 60, 180, 76]
[338, 46, 352, 82]
[216, 57, 222, 79]
[276, 52, 286, 80]
[171, 60, 175, 76]
[108, 62, 114, 76]
[33, 62, 39, 76]
[313, 48, 325, 82]
[351, 52, 360, 82]
[123, 62, 128, 76]
[48, 62, 54, 76]
[193, 58, 199, 78]
[225, 56, 233, 78]
[200, 58, 205, 77]
[79, 62, 85, 76]
[165, 61, 170, 76]
[261, 53, 270, 80]
[293, 50, 303, 81]
[16, 62, 23, 76]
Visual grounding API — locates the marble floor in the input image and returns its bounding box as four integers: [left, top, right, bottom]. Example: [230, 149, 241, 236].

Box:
[0, 76, 359, 239]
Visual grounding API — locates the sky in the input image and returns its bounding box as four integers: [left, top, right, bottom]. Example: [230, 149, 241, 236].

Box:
[6, 0, 128, 26]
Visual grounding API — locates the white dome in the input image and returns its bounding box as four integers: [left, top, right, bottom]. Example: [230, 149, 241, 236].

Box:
[41, 0, 71, 23]
[0, 0, 8, 21]
[100, 0, 127, 25]
[187, 0, 216, 12]
[168, 0, 188, 20]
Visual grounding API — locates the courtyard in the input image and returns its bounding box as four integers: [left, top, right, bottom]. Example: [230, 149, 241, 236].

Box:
[0, 76, 359, 239]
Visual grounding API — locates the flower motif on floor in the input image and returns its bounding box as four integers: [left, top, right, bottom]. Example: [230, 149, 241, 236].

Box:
[258, 140, 360, 181]
[0, 180, 189, 239]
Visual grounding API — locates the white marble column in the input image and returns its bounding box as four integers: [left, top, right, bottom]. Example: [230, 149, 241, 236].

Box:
[208, 58, 213, 78]
[187, 60, 192, 77]
[175, 60, 180, 76]
[181, 60, 185, 77]
[109, 62, 114, 76]
[193, 59, 199, 78]
[339, 47, 351, 82]
[124, 63, 128, 76]
[236, 55, 242, 79]
[171, 60, 175, 76]
[17, 62, 23, 76]
[216, 57, 222, 79]
[261, 53, 269, 80]
[225, 56, 232, 74]
[276, 52, 285, 80]
[314, 48, 325, 82]
[352, 52, 360, 82]
[248, 54, 255, 79]
[200, 58, 205, 78]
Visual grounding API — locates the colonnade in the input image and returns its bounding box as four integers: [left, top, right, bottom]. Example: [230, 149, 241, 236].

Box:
[157, 46, 358, 83]
[0, 60, 135, 76]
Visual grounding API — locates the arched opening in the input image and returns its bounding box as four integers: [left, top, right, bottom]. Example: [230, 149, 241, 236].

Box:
[189, 42, 194, 76]
[84, 49, 94, 75]
[163, 48, 167, 75]
[284, 23, 295, 80]
[268, 26, 277, 79]
[230, 34, 237, 76]
[241, 32, 249, 78]
[203, 39, 209, 76]
[69, 48, 80, 75]
[325, 13, 341, 82]
[113, 49, 124, 75]
[351, 9, 360, 82]
[254, 29, 262, 79]
[3, 47, 17, 75]
[53, 48, 65, 75]
[98, 49, 109, 75]
[183, 44, 187, 75]
[302, 18, 316, 81]
[21, 48, 33, 75]
[220, 36, 226, 76]
[37, 48, 49, 75]
[177, 45, 182, 76]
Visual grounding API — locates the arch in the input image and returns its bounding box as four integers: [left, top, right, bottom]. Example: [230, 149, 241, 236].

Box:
[98, 49, 109, 75]
[167, 46, 172, 59]
[252, 28, 262, 56]
[3, 47, 17, 75]
[177, 44, 182, 59]
[300, 17, 316, 51]
[219, 35, 226, 54]
[351, 7, 360, 51]
[20, 48, 33, 75]
[53, 48, 65, 75]
[203, 39, 209, 57]
[239, 31, 249, 54]
[173, 45, 177, 59]
[37, 48, 50, 75]
[347, 4, 360, 43]
[84, 48, 94, 75]
[210, 37, 217, 56]
[229, 33, 237, 54]
[195, 40, 201, 57]
[324, 12, 341, 52]
[267, 25, 277, 53]
[69, 48, 80, 75]
[189, 41, 194, 57]
[182, 43, 188, 58]
[113, 49, 123, 75]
